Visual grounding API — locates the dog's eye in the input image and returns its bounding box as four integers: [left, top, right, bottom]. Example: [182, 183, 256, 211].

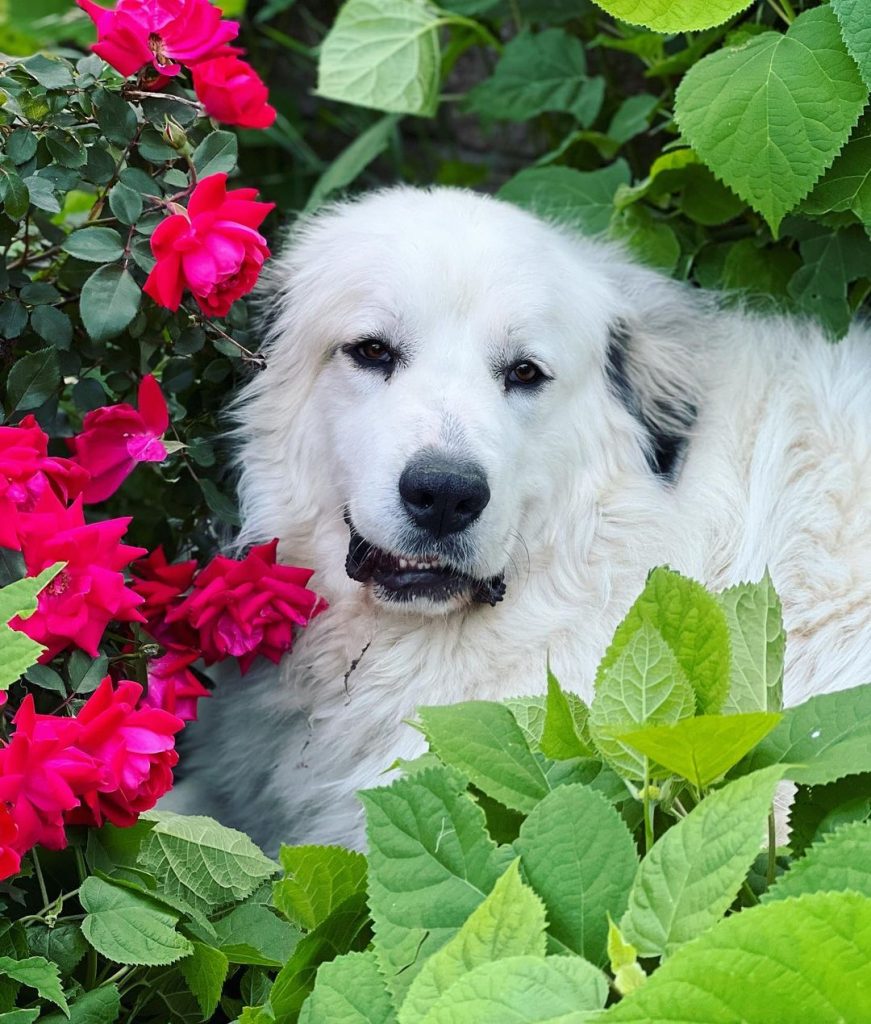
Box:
[347, 338, 395, 371]
[506, 360, 546, 389]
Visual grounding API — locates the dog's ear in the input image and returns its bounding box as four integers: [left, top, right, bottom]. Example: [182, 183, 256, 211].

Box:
[604, 292, 702, 480]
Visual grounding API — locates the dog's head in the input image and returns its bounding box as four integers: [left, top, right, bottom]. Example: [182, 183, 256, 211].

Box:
[235, 187, 702, 614]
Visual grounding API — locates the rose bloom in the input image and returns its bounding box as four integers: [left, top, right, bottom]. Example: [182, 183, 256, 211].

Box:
[141, 646, 210, 722]
[192, 55, 276, 129]
[167, 539, 325, 673]
[11, 492, 146, 659]
[130, 546, 198, 626]
[67, 678, 183, 828]
[0, 804, 21, 881]
[76, 0, 238, 78]
[143, 173, 274, 317]
[0, 697, 100, 855]
[67, 375, 170, 504]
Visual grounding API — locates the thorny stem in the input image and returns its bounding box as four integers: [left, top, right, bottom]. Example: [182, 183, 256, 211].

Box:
[184, 307, 267, 368]
[123, 89, 203, 109]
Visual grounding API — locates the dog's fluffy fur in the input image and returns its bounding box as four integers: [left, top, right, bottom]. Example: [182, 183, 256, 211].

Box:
[169, 187, 871, 853]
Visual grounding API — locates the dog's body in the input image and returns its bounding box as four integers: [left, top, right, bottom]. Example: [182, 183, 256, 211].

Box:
[170, 188, 871, 853]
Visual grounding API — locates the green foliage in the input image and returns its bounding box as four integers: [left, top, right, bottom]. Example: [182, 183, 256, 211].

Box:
[0, 564, 63, 689]
[717, 574, 785, 715]
[589, 0, 754, 33]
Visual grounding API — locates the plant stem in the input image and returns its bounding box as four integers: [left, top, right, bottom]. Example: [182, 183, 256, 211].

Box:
[767, 809, 777, 886]
[31, 849, 50, 910]
[642, 760, 654, 854]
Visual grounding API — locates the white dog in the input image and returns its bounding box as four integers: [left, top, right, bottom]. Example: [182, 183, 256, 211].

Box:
[171, 187, 871, 853]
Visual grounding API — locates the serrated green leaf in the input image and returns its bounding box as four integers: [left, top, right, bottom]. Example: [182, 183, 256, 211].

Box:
[621, 766, 783, 958]
[317, 0, 441, 116]
[29, 305, 72, 349]
[362, 766, 512, 1001]
[26, 922, 88, 975]
[419, 955, 607, 1024]
[179, 942, 228, 1020]
[400, 860, 546, 1024]
[803, 116, 871, 222]
[789, 773, 871, 856]
[540, 669, 593, 760]
[675, 7, 867, 234]
[299, 950, 396, 1024]
[138, 814, 277, 914]
[0, 1011, 40, 1024]
[605, 891, 871, 1022]
[831, 0, 871, 89]
[787, 225, 871, 339]
[0, 564, 63, 689]
[80, 877, 193, 966]
[40, 984, 120, 1024]
[80, 265, 141, 342]
[498, 162, 630, 234]
[22, 53, 74, 88]
[211, 902, 301, 967]
[618, 713, 782, 789]
[589, 0, 752, 32]
[466, 29, 603, 127]
[62, 227, 125, 263]
[274, 845, 367, 931]
[765, 821, 871, 903]
[590, 624, 696, 780]
[597, 568, 731, 716]
[6, 348, 61, 412]
[419, 702, 549, 813]
[718, 574, 785, 715]
[92, 88, 138, 147]
[192, 131, 238, 179]
[0, 956, 68, 1015]
[734, 683, 871, 786]
[504, 696, 547, 750]
[516, 784, 638, 965]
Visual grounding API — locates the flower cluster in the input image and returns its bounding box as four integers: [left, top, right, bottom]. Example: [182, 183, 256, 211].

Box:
[76, 0, 276, 129]
[1, 380, 324, 879]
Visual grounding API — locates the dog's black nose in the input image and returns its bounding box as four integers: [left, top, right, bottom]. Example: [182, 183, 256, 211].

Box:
[399, 454, 490, 538]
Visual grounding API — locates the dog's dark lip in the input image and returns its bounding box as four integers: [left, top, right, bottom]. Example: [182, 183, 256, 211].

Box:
[344, 516, 506, 606]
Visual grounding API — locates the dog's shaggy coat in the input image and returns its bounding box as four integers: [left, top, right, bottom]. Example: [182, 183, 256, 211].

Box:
[171, 187, 871, 853]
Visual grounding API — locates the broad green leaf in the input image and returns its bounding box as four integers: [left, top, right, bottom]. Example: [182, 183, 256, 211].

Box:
[0, 956, 68, 1015]
[0, 564, 63, 689]
[618, 713, 782, 789]
[22, 53, 74, 88]
[179, 942, 229, 1020]
[30, 305, 72, 349]
[305, 115, 400, 212]
[26, 922, 88, 975]
[420, 702, 549, 813]
[765, 821, 871, 903]
[108, 182, 143, 226]
[607, 917, 646, 997]
[621, 766, 783, 958]
[832, 0, 871, 89]
[274, 845, 367, 931]
[138, 814, 277, 913]
[516, 784, 638, 965]
[789, 773, 871, 856]
[675, 7, 867, 234]
[540, 668, 593, 760]
[300, 950, 396, 1024]
[80, 877, 193, 966]
[607, 94, 658, 145]
[62, 227, 124, 263]
[400, 860, 546, 1024]
[466, 29, 603, 127]
[0, 1013, 39, 1024]
[734, 683, 871, 786]
[718, 574, 785, 715]
[596, 567, 730, 716]
[498, 162, 630, 234]
[787, 225, 871, 340]
[317, 0, 442, 116]
[40, 985, 120, 1024]
[605, 891, 871, 1022]
[210, 903, 301, 967]
[80, 265, 141, 342]
[6, 348, 61, 412]
[803, 116, 871, 222]
[92, 88, 138, 147]
[191, 131, 238, 178]
[0, 167, 29, 221]
[362, 766, 512, 1001]
[589, 0, 752, 32]
[420, 955, 607, 1024]
[609, 206, 680, 272]
[590, 624, 696, 780]
[268, 893, 372, 1021]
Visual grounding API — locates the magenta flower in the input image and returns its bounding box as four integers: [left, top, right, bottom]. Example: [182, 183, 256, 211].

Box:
[192, 54, 277, 129]
[141, 646, 210, 722]
[76, 0, 239, 78]
[67, 375, 170, 504]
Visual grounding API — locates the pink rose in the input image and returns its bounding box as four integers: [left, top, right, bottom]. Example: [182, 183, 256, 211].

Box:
[130, 546, 198, 627]
[192, 55, 277, 129]
[143, 173, 274, 318]
[67, 678, 183, 828]
[0, 804, 21, 881]
[11, 493, 147, 659]
[76, 0, 238, 78]
[0, 697, 101, 854]
[67, 375, 170, 504]
[141, 647, 210, 722]
[167, 538, 325, 673]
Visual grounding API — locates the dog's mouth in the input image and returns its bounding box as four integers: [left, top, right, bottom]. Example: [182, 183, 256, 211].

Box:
[344, 520, 505, 607]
